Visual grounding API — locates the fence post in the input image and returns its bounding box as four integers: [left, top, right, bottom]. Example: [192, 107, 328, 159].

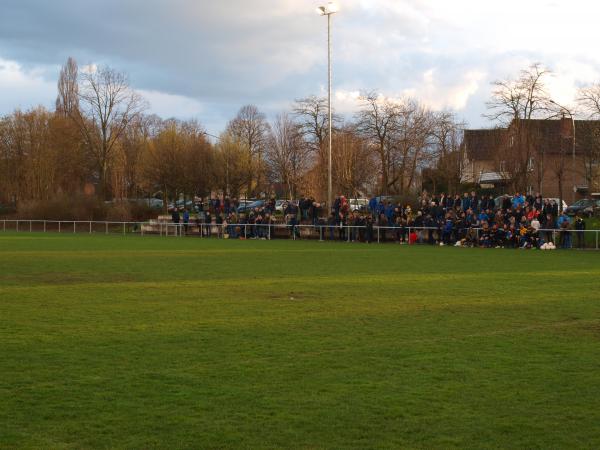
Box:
[43, 221, 46, 233]
[16, 221, 19, 233]
[123, 223, 126, 235]
[58, 221, 61, 233]
[2, 220, 4, 232]
[347, 226, 351, 243]
[89, 221, 92, 234]
[73, 222, 76, 233]
[408, 227, 411, 245]
[268, 223, 272, 240]
[377, 227, 380, 243]
[29, 220, 32, 232]
[596, 230, 598, 250]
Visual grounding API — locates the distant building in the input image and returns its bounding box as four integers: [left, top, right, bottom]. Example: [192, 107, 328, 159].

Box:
[461, 118, 600, 201]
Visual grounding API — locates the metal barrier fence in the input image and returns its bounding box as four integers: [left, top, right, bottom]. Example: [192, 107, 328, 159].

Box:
[1, 219, 599, 249]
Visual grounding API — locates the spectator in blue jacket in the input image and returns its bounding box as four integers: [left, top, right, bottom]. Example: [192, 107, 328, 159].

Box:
[368, 197, 378, 217]
[462, 192, 471, 212]
[512, 192, 525, 209]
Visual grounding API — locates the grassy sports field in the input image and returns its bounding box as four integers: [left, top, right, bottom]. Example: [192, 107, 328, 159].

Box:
[1, 233, 600, 449]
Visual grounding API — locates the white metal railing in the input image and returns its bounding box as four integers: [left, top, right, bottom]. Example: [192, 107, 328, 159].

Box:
[0, 219, 598, 250]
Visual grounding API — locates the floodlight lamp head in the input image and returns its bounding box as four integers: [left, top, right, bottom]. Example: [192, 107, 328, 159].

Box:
[317, 2, 339, 15]
[327, 2, 339, 13]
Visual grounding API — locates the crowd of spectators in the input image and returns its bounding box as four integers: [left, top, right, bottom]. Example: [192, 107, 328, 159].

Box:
[168, 191, 589, 249]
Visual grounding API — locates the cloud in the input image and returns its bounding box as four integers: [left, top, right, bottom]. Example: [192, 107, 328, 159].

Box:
[2, 0, 600, 132]
[138, 89, 204, 120]
[0, 58, 57, 112]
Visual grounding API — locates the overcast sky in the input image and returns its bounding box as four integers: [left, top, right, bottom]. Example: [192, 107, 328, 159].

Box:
[1, 0, 600, 135]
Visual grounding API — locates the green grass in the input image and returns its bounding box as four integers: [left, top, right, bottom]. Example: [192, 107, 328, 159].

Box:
[1, 234, 600, 449]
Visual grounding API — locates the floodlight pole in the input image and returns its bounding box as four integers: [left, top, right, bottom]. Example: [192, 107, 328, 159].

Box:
[327, 12, 333, 213]
[549, 99, 577, 205]
[318, 4, 337, 212]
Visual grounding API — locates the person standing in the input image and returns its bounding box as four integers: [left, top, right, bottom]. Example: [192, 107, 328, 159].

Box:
[575, 214, 586, 249]
[171, 208, 180, 224]
[558, 212, 572, 249]
[183, 209, 190, 235]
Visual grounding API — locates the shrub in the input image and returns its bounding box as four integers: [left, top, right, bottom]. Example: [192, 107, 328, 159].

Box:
[18, 195, 107, 221]
[17, 196, 162, 222]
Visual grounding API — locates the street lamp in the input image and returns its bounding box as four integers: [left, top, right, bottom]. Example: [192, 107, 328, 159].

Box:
[549, 99, 577, 205]
[317, 2, 338, 212]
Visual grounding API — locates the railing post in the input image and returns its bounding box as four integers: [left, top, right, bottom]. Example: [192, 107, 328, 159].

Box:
[244, 224, 247, 239]
[377, 227, 380, 243]
[268, 223, 272, 240]
[29, 220, 32, 233]
[16, 221, 19, 233]
[408, 227, 411, 245]
[58, 221, 61, 233]
[43, 220, 46, 233]
[89, 221, 92, 234]
[596, 230, 598, 250]
[123, 223, 126, 235]
[73, 221, 76, 233]
[347, 226, 351, 243]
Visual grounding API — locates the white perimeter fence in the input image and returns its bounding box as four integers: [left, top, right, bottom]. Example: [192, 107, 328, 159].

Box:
[1, 219, 599, 250]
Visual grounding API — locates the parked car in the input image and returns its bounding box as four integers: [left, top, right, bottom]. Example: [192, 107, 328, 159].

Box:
[167, 199, 195, 210]
[143, 198, 164, 209]
[493, 196, 568, 212]
[565, 199, 600, 217]
[348, 198, 368, 212]
[237, 200, 265, 214]
[547, 198, 569, 213]
[275, 199, 296, 214]
[494, 195, 511, 210]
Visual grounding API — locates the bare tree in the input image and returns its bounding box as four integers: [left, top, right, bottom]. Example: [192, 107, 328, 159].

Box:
[356, 93, 434, 195]
[429, 111, 465, 194]
[333, 125, 376, 197]
[226, 105, 270, 197]
[486, 63, 552, 193]
[293, 96, 329, 152]
[355, 92, 403, 194]
[266, 113, 310, 199]
[73, 66, 146, 199]
[577, 85, 600, 191]
[392, 100, 434, 195]
[293, 95, 342, 199]
[214, 133, 252, 198]
[56, 57, 80, 116]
